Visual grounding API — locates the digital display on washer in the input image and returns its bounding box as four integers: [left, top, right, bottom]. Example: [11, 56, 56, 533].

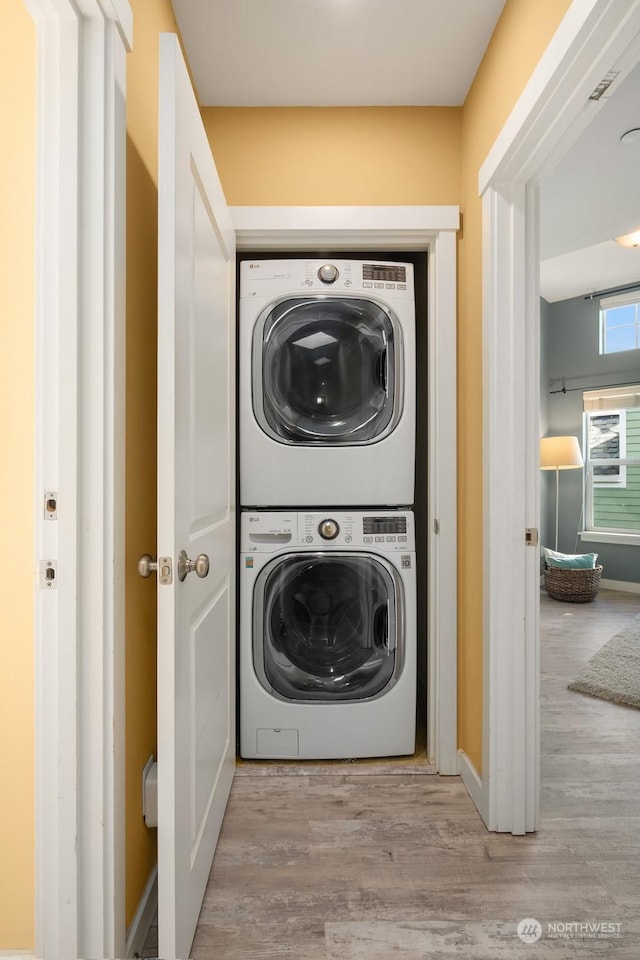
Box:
[362, 264, 407, 283]
[363, 516, 407, 535]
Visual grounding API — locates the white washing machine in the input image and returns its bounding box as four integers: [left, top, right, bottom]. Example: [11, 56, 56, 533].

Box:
[240, 509, 417, 759]
[239, 259, 416, 507]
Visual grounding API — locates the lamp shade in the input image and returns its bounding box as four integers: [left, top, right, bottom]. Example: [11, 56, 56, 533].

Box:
[540, 435, 583, 470]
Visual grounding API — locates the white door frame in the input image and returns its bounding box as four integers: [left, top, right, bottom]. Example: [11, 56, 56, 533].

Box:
[232, 205, 460, 775]
[27, 0, 132, 955]
[478, 0, 640, 833]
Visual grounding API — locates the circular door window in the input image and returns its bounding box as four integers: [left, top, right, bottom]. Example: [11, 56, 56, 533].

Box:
[255, 553, 401, 701]
[256, 298, 400, 444]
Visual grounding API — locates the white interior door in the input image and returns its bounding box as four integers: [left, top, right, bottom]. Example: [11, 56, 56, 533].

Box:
[157, 32, 236, 960]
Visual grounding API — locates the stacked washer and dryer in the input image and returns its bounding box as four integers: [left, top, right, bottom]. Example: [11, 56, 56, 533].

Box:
[239, 258, 417, 759]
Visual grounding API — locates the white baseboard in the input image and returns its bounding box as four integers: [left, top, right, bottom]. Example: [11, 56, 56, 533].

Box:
[600, 578, 640, 595]
[0, 953, 35, 960]
[125, 864, 158, 958]
[458, 749, 487, 821]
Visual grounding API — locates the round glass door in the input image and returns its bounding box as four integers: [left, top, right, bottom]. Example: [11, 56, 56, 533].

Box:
[254, 553, 401, 701]
[256, 297, 400, 445]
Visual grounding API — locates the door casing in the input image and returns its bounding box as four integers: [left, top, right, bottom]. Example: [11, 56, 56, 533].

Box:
[28, 0, 132, 957]
[233, 205, 460, 776]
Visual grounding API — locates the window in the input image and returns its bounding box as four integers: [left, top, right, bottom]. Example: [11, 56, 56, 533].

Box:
[599, 291, 640, 354]
[582, 387, 640, 540]
[586, 410, 626, 485]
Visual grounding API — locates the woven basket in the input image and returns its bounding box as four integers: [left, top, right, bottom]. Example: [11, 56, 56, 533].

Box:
[543, 563, 603, 603]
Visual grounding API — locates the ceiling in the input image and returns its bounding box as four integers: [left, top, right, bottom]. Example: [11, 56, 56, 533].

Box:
[172, 1, 640, 303]
[539, 58, 640, 302]
[172, 0, 506, 107]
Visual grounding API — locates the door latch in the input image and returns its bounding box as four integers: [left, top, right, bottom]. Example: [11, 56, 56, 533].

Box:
[525, 527, 539, 546]
[137, 554, 173, 584]
[38, 560, 57, 589]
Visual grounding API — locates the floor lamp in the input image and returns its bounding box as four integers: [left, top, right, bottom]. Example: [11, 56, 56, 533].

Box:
[540, 436, 584, 551]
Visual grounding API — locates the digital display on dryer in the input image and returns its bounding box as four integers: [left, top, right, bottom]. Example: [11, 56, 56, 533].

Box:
[363, 516, 407, 535]
[362, 264, 407, 283]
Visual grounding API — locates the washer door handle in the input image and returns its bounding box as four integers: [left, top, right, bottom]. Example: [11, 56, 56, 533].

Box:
[376, 348, 388, 393]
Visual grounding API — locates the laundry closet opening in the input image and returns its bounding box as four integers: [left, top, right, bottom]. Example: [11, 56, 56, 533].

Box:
[235, 249, 430, 768]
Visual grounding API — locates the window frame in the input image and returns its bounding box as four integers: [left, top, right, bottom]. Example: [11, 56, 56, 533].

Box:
[582, 404, 640, 543]
[599, 290, 640, 355]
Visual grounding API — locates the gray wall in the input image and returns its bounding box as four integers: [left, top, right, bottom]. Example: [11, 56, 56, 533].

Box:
[540, 292, 640, 583]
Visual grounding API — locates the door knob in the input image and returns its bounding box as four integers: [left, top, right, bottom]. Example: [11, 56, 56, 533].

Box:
[137, 554, 158, 578]
[178, 550, 210, 582]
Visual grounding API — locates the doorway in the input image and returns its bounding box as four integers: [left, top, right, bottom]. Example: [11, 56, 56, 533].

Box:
[479, 0, 640, 833]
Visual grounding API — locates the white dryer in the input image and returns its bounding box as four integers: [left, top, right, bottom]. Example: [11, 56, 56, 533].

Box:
[240, 509, 417, 759]
[239, 259, 416, 507]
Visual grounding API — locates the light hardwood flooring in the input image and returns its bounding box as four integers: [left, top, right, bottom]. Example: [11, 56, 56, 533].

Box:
[143, 588, 640, 958]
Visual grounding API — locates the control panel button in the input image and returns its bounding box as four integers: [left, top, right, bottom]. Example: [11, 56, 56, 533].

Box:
[363, 536, 373, 543]
[318, 518, 340, 540]
[386, 536, 397, 542]
[363, 281, 373, 288]
[305, 535, 313, 543]
[345, 534, 353, 543]
[398, 535, 408, 542]
[318, 263, 339, 284]
[375, 536, 384, 542]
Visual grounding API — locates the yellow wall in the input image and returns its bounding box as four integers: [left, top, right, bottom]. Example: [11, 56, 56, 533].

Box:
[203, 107, 462, 206]
[125, 0, 186, 929]
[0, 0, 36, 948]
[457, 0, 573, 771]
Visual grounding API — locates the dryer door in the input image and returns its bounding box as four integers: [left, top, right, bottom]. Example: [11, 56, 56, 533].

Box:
[255, 297, 401, 445]
[254, 553, 402, 701]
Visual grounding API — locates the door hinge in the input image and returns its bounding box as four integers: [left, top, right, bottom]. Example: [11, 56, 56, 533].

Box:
[433, 519, 440, 535]
[525, 527, 539, 546]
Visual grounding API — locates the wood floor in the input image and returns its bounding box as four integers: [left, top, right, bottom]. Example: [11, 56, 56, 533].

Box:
[144, 589, 640, 958]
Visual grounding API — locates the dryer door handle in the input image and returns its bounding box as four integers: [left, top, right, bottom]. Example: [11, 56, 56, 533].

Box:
[376, 349, 388, 393]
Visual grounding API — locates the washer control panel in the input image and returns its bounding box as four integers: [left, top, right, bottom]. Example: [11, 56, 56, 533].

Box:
[241, 511, 415, 552]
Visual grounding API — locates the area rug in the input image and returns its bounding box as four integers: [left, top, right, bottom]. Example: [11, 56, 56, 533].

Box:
[568, 613, 640, 709]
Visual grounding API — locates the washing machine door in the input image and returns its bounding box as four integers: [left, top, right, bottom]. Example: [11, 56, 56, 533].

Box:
[254, 552, 402, 701]
[254, 297, 401, 445]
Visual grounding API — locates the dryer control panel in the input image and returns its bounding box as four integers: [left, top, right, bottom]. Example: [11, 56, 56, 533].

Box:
[241, 511, 415, 552]
[240, 259, 415, 300]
